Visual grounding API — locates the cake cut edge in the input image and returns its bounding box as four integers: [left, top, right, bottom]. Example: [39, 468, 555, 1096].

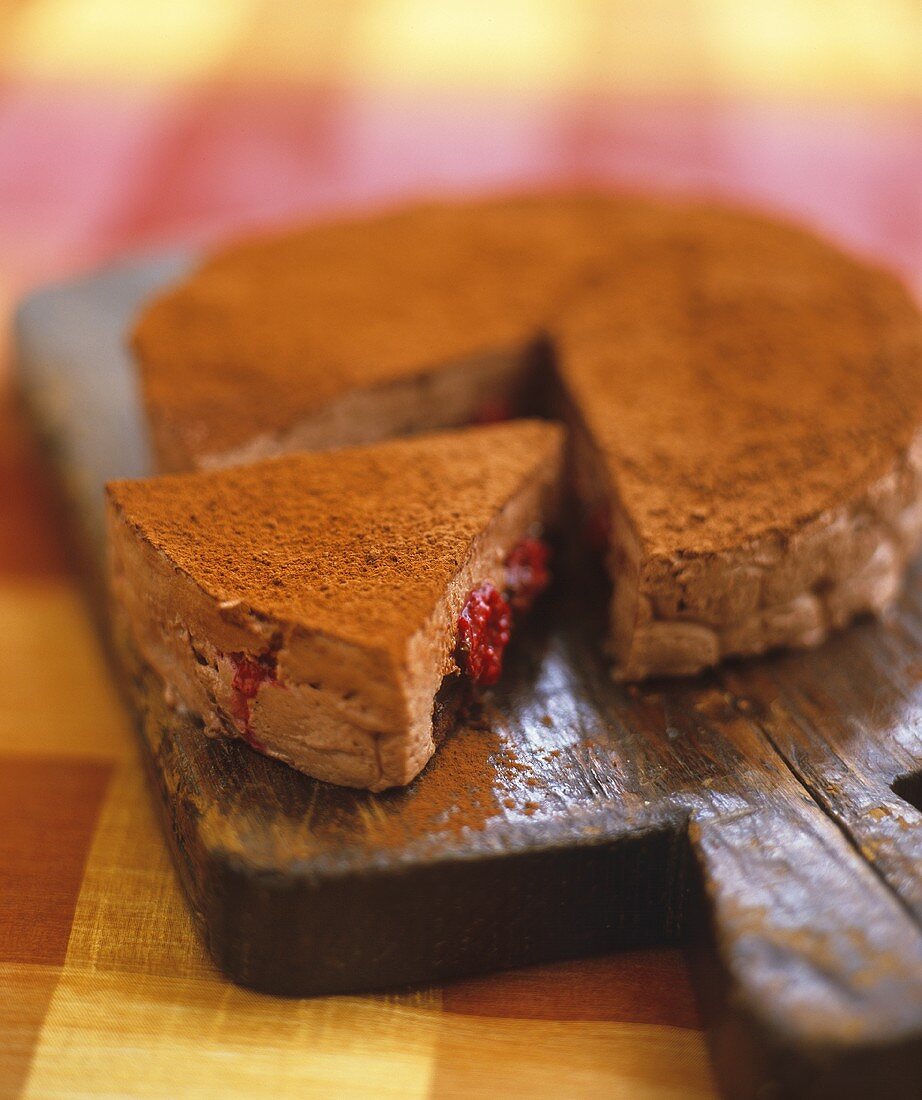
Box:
[599, 428, 922, 680]
[106, 424, 564, 790]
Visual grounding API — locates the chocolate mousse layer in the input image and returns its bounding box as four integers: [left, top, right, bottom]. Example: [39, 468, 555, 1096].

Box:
[106, 421, 563, 789]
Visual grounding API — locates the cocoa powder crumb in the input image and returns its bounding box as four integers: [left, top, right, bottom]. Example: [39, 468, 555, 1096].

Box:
[366, 723, 555, 844]
[367, 723, 504, 846]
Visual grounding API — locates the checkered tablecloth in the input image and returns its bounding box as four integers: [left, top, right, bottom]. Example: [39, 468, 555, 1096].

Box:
[1, 3, 919, 1096]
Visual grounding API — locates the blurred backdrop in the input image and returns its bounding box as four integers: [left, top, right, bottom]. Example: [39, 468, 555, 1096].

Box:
[0, 0, 919, 321]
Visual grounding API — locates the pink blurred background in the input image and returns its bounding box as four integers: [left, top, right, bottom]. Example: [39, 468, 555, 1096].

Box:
[0, 0, 918, 314]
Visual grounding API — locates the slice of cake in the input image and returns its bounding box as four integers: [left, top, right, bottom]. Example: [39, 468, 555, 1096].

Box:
[132, 194, 922, 680]
[556, 208, 922, 678]
[106, 422, 562, 789]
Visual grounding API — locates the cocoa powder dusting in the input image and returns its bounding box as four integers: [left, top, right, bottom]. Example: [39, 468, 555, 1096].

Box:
[134, 193, 624, 465]
[121, 193, 922, 799]
[368, 708, 548, 845]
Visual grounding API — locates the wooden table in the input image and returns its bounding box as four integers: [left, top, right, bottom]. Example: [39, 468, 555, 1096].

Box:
[0, 4, 918, 1095]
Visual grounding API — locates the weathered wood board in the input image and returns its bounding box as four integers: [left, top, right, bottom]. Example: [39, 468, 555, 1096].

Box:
[15, 258, 922, 1099]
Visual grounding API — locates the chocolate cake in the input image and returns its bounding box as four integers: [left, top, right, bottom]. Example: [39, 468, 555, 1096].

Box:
[131, 194, 922, 682]
[107, 422, 563, 789]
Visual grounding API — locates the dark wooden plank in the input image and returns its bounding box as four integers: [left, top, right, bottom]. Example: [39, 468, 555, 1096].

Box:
[16, 257, 922, 1099]
[119, 600, 693, 994]
[721, 569, 922, 925]
[685, 652, 922, 1097]
[14, 250, 190, 558]
[691, 800, 922, 1100]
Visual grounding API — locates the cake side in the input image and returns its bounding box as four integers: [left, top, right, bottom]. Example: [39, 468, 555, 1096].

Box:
[193, 345, 537, 474]
[108, 518, 404, 788]
[617, 428, 922, 678]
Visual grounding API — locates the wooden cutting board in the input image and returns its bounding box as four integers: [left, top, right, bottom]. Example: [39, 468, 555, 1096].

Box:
[15, 256, 922, 1100]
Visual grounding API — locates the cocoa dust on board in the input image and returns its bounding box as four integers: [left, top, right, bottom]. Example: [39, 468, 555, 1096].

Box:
[366, 701, 547, 846]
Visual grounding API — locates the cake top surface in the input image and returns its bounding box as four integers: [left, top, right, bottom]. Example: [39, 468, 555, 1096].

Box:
[134, 192, 922, 558]
[133, 193, 623, 462]
[107, 421, 562, 660]
[555, 207, 922, 555]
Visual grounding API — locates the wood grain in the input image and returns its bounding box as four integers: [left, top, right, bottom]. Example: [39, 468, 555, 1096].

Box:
[722, 594, 922, 924]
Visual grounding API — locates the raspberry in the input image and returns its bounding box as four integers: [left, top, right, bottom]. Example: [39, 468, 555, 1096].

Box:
[456, 582, 512, 686]
[504, 538, 551, 613]
[470, 397, 512, 425]
[228, 652, 276, 733]
[585, 503, 611, 553]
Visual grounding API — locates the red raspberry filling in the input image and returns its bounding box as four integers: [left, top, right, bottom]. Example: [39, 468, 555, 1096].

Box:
[456, 537, 551, 687]
[229, 652, 277, 747]
[456, 582, 512, 686]
[504, 537, 551, 613]
[470, 397, 513, 425]
[585, 502, 611, 553]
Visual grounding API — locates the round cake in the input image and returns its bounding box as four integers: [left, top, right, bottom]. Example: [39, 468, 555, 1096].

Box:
[132, 194, 922, 681]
